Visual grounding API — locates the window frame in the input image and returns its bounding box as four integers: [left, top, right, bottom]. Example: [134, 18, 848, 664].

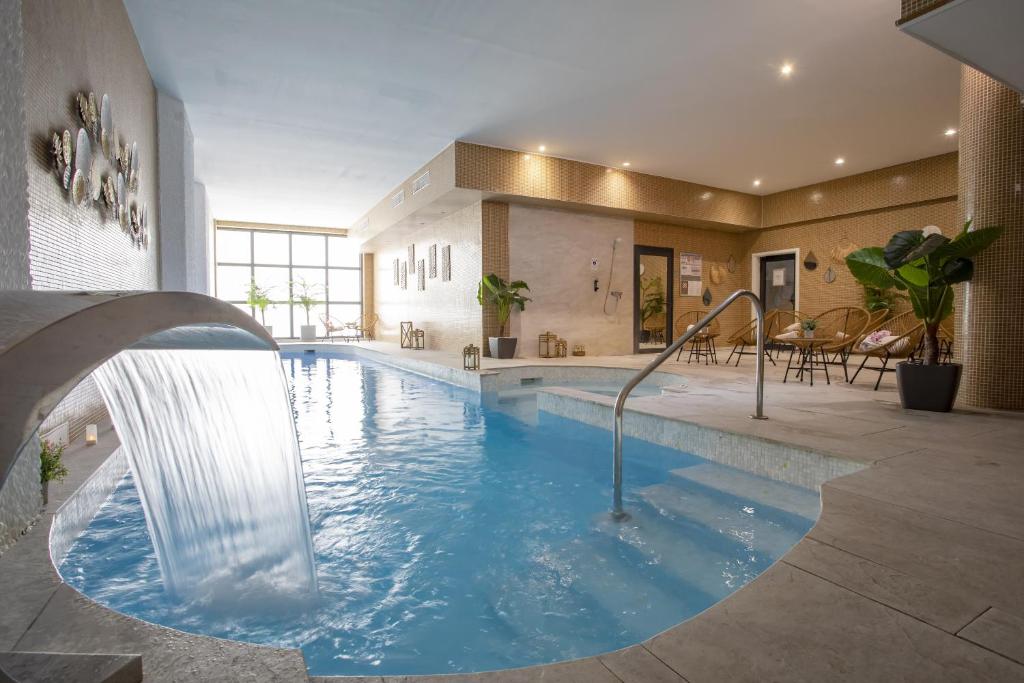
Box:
[214, 225, 362, 339]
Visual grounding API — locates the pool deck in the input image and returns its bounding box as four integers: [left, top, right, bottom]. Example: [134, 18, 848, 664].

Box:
[2, 341, 1023, 681]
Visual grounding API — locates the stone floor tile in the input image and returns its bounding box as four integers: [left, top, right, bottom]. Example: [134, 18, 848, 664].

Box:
[383, 657, 620, 682]
[599, 645, 687, 682]
[647, 563, 1024, 682]
[783, 537, 987, 633]
[809, 487, 1024, 618]
[959, 608, 1024, 665]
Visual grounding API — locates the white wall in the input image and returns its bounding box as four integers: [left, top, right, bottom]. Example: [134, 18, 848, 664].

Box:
[158, 92, 207, 293]
[0, 0, 29, 290]
[508, 204, 633, 357]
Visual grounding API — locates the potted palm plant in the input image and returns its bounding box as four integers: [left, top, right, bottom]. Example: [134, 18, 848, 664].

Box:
[290, 278, 322, 342]
[846, 221, 1002, 411]
[477, 273, 530, 358]
[246, 280, 274, 337]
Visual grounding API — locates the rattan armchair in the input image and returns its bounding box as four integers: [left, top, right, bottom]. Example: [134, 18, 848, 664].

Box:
[765, 309, 805, 359]
[812, 307, 871, 382]
[674, 310, 721, 364]
[355, 312, 380, 341]
[725, 311, 777, 367]
[850, 310, 925, 390]
[319, 313, 351, 341]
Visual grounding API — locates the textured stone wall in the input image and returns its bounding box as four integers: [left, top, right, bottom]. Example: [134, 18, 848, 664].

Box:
[0, 436, 40, 554]
[365, 202, 484, 352]
[0, 0, 30, 290]
[509, 205, 633, 357]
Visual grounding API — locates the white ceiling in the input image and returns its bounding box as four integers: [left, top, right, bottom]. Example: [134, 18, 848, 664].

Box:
[123, 0, 961, 229]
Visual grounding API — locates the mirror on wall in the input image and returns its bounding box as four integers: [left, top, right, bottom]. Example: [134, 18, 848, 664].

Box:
[633, 246, 674, 354]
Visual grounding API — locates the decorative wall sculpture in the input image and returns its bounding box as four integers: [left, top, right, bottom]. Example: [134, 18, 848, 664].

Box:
[417, 259, 426, 291]
[408, 245, 416, 272]
[401, 261, 408, 290]
[51, 90, 147, 248]
[428, 244, 438, 279]
[393, 258, 400, 286]
[442, 245, 452, 282]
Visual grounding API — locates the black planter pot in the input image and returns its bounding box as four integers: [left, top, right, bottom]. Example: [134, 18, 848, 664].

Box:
[896, 361, 962, 412]
[488, 336, 518, 359]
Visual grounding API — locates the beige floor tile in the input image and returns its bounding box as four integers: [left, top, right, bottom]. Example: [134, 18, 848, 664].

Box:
[599, 645, 687, 682]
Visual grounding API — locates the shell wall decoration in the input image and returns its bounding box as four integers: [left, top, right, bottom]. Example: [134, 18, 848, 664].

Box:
[50, 90, 148, 248]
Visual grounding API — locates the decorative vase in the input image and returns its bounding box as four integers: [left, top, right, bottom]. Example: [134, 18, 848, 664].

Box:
[897, 361, 962, 412]
[488, 337, 517, 359]
[803, 330, 814, 339]
[300, 324, 317, 342]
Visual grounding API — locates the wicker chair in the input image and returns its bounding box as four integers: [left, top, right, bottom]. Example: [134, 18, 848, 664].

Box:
[674, 311, 721, 364]
[812, 307, 871, 382]
[642, 311, 667, 345]
[319, 313, 350, 341]
[355, 312, 380, 341]
[849, 310, 925, 390]
[724, 311, 777, 367]
[938, 317, 954, 364]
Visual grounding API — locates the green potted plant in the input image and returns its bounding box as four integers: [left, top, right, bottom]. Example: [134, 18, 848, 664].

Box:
[477, 273, 531, 358]
[40, 438, 68, 505]
[800, 318, 817, 339]
[246, 280, 274, 337]
[290, 278, 322, 342]
[861, 284, 903, 315]
[846, 221, 1003, 411]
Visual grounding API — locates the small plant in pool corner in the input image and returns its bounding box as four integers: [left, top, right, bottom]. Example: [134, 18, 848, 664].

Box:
[290, 277, 322, 342]
[246, 280, 274, 337]
[846, 221, 1003, 412]
[800, 318, 817, 338]
[477, 273, 530, 358]
[40, 439, 68, 504]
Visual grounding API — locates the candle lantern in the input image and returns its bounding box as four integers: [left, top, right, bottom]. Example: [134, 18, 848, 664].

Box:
[412, 328, 425, 350]
[572, 344, 586, 357]
[85, 423, 98, 445]
[555, 338, 568, 358]
[463, 343, 481, 371]
[400, 321, 414, 348]
[538, 331, 558, 358]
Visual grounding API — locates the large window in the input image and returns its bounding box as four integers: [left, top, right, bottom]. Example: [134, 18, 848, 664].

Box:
[215, 224, 361, 338]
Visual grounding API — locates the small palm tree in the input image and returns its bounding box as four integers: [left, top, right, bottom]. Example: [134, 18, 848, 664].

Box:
[477, 274, 530, 337]
[290, 278, 322, 325]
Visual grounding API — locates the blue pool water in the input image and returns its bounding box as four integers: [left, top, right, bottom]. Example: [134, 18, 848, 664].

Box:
[60, 350, 818, 676]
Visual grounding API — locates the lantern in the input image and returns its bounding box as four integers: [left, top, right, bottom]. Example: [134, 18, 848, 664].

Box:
[463, 343, 480, 371]
[412, 328, 425, 350]
[85, 423, 98, 445]
[400, 321, 414, 348]
[555, 338, 568, 358]
[538, 331, 558, 358]
[572, 344, 586, 357]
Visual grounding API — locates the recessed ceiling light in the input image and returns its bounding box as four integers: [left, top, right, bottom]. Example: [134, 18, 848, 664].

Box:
[622, 161, 631, 167]
[780, 62, 794, 77]
[538, 145, 546, 152]
[835, 157, 845, 165]
[523, 154, 531, 160]
[753, 179, 762, 187]
[944, 128, 957, 137]
[700, 191, 712, 200]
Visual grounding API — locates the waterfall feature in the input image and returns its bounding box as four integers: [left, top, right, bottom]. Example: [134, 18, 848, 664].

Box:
[92, 348, 317, 603]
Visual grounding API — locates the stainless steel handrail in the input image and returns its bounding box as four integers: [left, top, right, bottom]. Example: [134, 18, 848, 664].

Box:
[612, 289, 767, 519]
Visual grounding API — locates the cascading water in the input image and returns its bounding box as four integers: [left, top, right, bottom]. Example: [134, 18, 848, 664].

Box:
[92, 348, 317, 604]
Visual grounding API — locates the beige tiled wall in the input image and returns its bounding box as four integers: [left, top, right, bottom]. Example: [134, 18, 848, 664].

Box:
[957, 67, 1024, 410]
[509, 204, 633, 357]
[365, 202, 483, 352]
[899, 0, 952, 23]
[480, 200, 509, 348]
[455, 141, 762, 229]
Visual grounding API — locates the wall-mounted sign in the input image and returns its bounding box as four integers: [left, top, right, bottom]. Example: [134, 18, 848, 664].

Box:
[772, 267, 786, 287]
[679, 252, 702, 296]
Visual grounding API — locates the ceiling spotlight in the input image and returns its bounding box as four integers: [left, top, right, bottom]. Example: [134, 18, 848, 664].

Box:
[780, 62, 794, 77]
[701, 191, 712, 200]
[944, 128, 957, 137]
[538, 145, 546, 152]
[835, 157, 845, 165]
[622, 161, 631, 167]
[523, 154, 531, 160]
[753, 179, 762, 187]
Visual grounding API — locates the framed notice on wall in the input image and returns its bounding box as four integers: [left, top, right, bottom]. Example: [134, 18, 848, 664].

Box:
[679, 252, 703, 296]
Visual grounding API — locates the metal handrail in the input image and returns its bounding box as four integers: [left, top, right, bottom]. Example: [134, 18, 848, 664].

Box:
[612, 289, 767, 518]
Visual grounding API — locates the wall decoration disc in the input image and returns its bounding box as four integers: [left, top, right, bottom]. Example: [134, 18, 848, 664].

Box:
[709, 263, 723, 285]
[75, 128, 91, 172]
[90, 166, 102, 201]
[824, 265, 837, 284]
[71, 170, 87, 206]
[803, 251, 818, 271]
[726, 254, 736, 273]
[830, 241, 859, 265]
[62, 165, 72, 190]
[61, 130, 72, 166]
[702, 288, 713, 306]
[100, 94, 112, 156]
[87, 92, 98, 137]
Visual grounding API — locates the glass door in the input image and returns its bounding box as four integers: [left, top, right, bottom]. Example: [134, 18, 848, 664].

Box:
[759, 253, 796, 312]
[633, 246, 674, 353]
